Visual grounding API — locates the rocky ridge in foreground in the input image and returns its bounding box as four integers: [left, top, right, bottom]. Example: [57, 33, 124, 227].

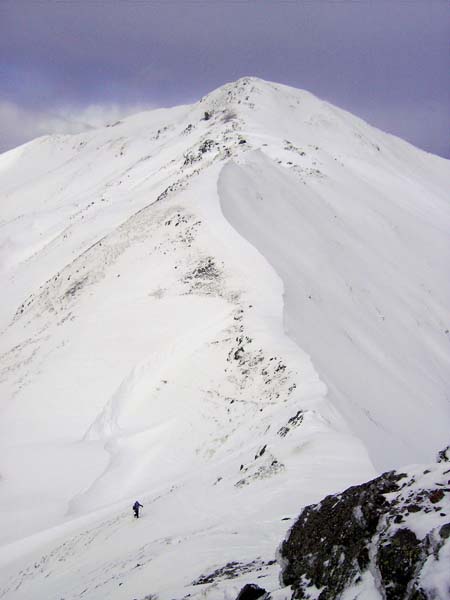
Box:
[275, 451, 450, 599]
[235, 451, 450, 599]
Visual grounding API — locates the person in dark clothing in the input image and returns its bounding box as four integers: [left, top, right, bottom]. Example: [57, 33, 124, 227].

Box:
[133, 500, 143, 518]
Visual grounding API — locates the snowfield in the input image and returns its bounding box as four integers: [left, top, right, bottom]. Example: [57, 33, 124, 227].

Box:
[0, 77, 448, 599]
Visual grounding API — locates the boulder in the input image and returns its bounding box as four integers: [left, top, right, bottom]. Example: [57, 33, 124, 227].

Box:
[236, 583, 268, 600]
[279, 461, 450, 599]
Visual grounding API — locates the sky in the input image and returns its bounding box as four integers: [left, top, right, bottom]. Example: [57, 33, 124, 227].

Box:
[0, 0, 448, 157]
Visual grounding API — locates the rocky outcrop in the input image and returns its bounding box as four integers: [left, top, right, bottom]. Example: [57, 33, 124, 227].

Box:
[437, 445, 450, 463]
[279, 461, 450, 599]
[235, 583, 268, 600]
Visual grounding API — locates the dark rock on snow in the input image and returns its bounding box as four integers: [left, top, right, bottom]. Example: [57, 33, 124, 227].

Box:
[437, 445, 450, 463]
[235, 583, 268, 600]
[279, 460, 450, 599]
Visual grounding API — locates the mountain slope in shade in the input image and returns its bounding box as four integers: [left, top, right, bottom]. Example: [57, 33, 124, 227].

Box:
[0, 77, 448, 599]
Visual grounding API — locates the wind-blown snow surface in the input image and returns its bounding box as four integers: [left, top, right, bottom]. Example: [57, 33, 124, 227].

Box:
[0, 77, 448, 599]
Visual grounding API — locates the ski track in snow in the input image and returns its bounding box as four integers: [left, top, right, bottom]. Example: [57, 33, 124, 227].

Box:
[0, 77, 448, 599]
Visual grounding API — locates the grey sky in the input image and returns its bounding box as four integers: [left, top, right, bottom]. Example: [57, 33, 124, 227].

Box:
[0, 0, 448, 157]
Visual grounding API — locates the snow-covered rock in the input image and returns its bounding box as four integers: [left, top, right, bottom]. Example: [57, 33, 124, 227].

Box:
[279, 458, 450, 599]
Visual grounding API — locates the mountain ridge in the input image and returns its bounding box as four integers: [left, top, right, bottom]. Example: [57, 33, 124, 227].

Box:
[0, 77, 448, 599]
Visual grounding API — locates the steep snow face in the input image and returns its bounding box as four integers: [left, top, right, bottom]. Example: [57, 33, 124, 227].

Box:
[0, 77, 448, 599]
[219, 152, 449, 469]
[215, 79, 450, 469]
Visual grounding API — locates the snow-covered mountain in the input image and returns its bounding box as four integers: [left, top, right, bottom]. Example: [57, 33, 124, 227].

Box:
[0, 77, 448, 599]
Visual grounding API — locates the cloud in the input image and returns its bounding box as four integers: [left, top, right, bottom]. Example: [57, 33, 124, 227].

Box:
[0, 102, 152, 153]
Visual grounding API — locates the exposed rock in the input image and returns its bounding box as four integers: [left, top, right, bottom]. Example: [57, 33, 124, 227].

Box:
[235, 583, 268, 600]
[279, 460, 450, 599]
[192, 559, 274, 586]
[199, 138, 216, 153]
[437, 445, 450, 463]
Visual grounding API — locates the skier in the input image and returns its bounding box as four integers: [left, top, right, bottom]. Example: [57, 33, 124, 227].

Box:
[133, 500, 143, 519]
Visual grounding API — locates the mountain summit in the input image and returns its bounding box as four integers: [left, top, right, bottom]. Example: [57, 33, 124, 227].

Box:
[0, 78, 449, 599]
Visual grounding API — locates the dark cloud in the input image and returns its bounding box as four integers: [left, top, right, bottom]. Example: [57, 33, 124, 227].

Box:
[0, 0, 448, 156]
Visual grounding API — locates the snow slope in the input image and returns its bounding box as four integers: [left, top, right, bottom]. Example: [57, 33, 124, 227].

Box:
[215, 80, 449, 469]
[0, 77, 448, 599]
